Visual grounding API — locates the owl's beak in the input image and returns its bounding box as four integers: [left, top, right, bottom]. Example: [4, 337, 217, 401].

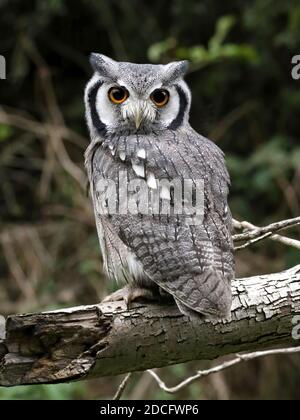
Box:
[134, 109, 143, 129]
[126, 101, 155, 130]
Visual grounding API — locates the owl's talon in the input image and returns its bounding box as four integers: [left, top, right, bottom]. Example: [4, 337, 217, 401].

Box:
[126, 287, 157, 309]
[102, 286, 131, 304]
[102, 285, 157, 309]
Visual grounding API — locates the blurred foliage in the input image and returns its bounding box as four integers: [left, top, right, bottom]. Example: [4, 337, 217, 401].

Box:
[0, 0, 299, 400]
[149, 15, 259, 67]
[0, 382, 86, 400]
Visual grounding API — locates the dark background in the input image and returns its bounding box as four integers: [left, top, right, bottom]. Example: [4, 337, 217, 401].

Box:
[0, 0, 299, 399]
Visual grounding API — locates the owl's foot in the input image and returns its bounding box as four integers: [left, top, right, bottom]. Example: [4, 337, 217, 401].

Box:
[102, 286, 131, 304]
[102, 285, 157, 309]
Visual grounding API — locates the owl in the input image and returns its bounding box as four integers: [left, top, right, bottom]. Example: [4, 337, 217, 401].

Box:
[84, 54, 235, 319]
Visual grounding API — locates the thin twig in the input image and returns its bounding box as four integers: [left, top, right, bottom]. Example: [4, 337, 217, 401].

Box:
[233, 217, 300, 250]
[266, 234, 300, 250]
[0, 233, 37, 302]
[209, 372, 230, 400]
[0, 104, 86, 190]
[128, 371, 155, 400]
[0, 107, 86, 149]
[234, 219, 300, 250]
[233, 217, 300, 242]
[113, 373, 133, 400]
[209, 101, 257, 142]
[235, 231, 274, 250]
[147, 346, 300, 395]
[235, 232, 300, 251]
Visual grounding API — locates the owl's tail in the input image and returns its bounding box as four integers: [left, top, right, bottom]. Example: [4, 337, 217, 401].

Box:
[172, 267, 233, 321]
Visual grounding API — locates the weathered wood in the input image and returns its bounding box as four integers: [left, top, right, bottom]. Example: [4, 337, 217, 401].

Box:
[1, 265, 300, 387]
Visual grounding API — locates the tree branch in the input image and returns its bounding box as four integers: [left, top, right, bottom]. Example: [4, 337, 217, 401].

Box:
[233, 217, 300, 251]
[1, 265, 300, 387]
[113, 373, 133, 400]
[147, 346, 300, 394]
[233, 217, 300, 242]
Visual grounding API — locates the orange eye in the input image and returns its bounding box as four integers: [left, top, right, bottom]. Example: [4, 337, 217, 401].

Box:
[108, 87, 129, 104]
[150, 89, 170, 107]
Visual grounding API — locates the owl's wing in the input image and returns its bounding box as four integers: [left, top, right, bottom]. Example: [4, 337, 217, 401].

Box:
[88, 129, 235, 317]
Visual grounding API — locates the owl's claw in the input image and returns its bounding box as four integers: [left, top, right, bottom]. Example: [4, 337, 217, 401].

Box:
[102, 286, 131, 304]
[102, 285, 157, 309]
[125, 287, 157, 309]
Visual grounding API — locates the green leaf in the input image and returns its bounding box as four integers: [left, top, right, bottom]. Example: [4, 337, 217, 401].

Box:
[209, 15, 236, 52]
[0, 124, 13, 141]
[220, 44, 259, 63]
[188, 46, 209, 62]
[148, 38, 177, 62]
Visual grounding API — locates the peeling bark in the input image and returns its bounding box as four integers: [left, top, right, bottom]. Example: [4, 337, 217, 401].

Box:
[1, 265, 300, 387]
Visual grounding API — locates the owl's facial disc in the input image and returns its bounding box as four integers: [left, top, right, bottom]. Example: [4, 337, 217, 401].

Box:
[85, 55, 191, 136]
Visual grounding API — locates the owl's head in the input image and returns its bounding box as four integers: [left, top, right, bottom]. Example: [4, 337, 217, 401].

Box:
[85, 54, 190, 138]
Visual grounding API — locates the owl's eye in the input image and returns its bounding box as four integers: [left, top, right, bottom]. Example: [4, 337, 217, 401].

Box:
[150, 89, 170, 107]
[108, 87, 129, 104]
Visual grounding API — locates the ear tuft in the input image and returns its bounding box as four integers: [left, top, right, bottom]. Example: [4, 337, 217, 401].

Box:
[162, 60, 189, 83]
[89, 53, 118, 78]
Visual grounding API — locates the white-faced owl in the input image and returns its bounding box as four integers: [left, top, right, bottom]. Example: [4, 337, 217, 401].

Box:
[84, 54, 235, 319]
